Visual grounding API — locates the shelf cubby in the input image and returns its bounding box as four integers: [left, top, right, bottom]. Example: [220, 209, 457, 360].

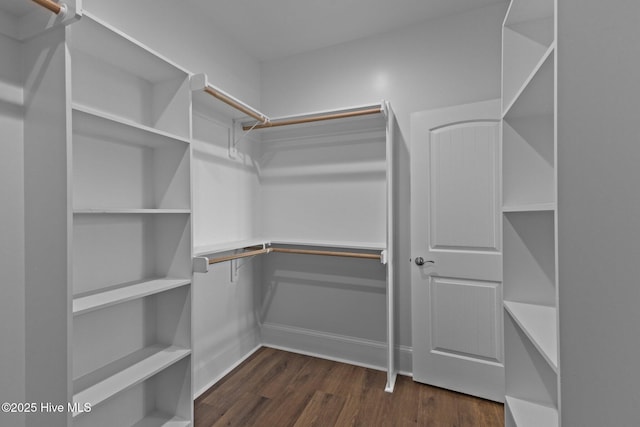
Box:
[72, 214, 191, 295]
[504, 313, 557, 412]
[504, 301, 557, 371]
[73, 285, 190, 395]
[69, 13, 190, 139]
[72, 107, 190, 211]
[73, 356, 191, 427]
[506, 396, 558, 427]
[503, 210, 555, 306]
[502, 53, 554, 208]
[73, 278, 191, 316]
[502, 109, 554, 207]
[502, 0, 554, 112]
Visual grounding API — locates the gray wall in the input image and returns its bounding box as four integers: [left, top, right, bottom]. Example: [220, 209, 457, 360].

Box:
[259, 2, 506, 365]
[558, 1, 640, 426]
[0, 32, 25, 427]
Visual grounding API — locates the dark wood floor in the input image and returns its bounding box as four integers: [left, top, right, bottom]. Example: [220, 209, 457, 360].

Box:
[195, 347, 504, 427]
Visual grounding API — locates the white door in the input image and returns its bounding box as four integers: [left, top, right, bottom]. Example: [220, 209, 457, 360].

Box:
[410, 100, 504, 402]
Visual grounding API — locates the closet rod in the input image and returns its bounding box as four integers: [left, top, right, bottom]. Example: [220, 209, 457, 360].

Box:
[204, 86, 270, 125]
[270, 247, 382, 260]
[31, 0, 63, 14]
[242, 106, 383, 131]
[207, 247, 270, 265]
[205, 246, 382, 265]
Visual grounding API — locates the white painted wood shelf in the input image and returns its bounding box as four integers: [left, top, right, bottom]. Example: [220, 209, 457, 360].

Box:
[73, 345, 191, 417]
[73, 104, 191, 148]
[193, 239, 267, 257]
[502, 203, 556, 213]
[74, 209, 191, 214]
[506, 396, 558, 427]
[73, 278, 191, 316]
[269, 238, 386, 251]
[504, 301, 557, 371]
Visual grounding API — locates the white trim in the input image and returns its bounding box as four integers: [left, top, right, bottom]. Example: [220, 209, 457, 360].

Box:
[261, 322, 412, 374]
[193, 343, 262, 399]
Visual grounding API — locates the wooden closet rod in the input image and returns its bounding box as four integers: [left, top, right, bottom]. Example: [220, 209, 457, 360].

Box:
[204, 87, 270, 125]
[205, 245, 382, 265]
[207, 247, 270, 265]
[242, 106, 383, 131]
[270, 247, 382, 260]
[31, 0, 63, 14]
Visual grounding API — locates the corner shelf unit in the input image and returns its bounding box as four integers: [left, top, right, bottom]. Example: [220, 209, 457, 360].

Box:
[501, 0, 559, 425]
[68, 12, 193, 427]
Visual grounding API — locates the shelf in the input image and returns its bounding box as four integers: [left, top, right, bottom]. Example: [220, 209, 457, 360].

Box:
[502, 112, 554, 206]
[73, 214, 191, 295]
[73, 104, 190, 148]
[503, 210, 555, 306]
[269, 238, 386, 251]
[131, 412, 191, 427]
[73, 277, 191, 316]
[74, 209, 191, 214]
[193, 239, 268, 257]
[504, 301, 557, 371]
[193, 239, 386, 258]
[73, 345, 190, 417]
[506, 396, 558, 427]
[69, 12, 190, 138]
[503, 47, 555, 119]
[502, 203, 555, 213]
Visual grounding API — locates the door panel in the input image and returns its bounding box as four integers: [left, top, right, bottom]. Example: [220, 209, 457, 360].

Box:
[430, 277, 501, 362]
[411, 100, 504, 402]
[430, 123, 499, 251]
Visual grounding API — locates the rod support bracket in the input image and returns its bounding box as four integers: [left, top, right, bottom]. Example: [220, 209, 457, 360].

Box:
[193, 256, 209, 274]
[380, 250, 388, 265]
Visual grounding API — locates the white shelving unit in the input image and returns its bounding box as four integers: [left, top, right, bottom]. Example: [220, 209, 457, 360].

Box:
[501, 0, 559, 425]
[68, 12, 193, 427]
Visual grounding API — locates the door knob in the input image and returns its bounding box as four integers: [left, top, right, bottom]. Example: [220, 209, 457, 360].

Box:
[415, 257, 433, 266]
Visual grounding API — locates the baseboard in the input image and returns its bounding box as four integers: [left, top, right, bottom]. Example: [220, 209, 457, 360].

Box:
[261, 322, 412, 375]
[193, 329, 261, 399]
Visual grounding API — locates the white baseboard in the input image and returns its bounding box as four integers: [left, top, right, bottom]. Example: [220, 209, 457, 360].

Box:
[193, 330, 261, 399]
[261, 322, 412, 375]
[194, 323, 413, 398]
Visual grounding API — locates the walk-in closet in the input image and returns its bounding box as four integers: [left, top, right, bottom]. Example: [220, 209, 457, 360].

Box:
[1, 0, 638, 426]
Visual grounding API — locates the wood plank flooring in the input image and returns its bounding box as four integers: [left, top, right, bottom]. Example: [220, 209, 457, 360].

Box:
[195, 347, 504, 427]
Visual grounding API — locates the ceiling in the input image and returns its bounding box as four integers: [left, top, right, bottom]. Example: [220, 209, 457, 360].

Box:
[185, 0, 506, 61]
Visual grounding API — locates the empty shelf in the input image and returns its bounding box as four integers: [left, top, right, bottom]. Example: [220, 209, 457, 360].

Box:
[73, 104, 191, 148]
[73, 278, 191, 316]
[74, 209, 191, 214]
[504, 301, 558, 371]
[506, 396, 558, 427]
[73, 345, 190, 417]
[502, 202, 556, 213]
[193, 239, 267, 257]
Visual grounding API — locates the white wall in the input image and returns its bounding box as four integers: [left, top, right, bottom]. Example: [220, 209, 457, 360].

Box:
[0, 32, 25, 427]
[190, 96, 262, 396]
[82, 0, 261, 107]
[260, 3, 506, 359]
[558, 1, 640, 426]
